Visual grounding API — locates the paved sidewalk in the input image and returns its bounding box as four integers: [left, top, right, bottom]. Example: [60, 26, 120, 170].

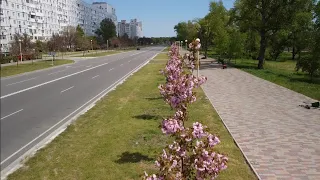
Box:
[199, 59, 320, 180]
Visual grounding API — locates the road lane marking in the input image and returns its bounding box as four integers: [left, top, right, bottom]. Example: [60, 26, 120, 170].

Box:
[1, 61, 110, 99]
[91, 75, 99, 79]
[60, 86, 74, 94]
[48, 69, 66, 75]
[6, 78, 37, 86]
[120, 64, 123, 66]
[71, 65, 84, 68]
[1, 109, 23, 120]
[109, 68, 114, 71]
[130, 51, 145, 56]
[0, 48, 165, 171]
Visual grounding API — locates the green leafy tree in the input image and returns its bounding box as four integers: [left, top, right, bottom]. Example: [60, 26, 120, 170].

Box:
[226, 28, 246, 60]
[174, 20, 198, 42]
[288, 1, 314, 60]
[234, 0, 309, 69]
[268, 30, 289, 61]
[208, 1, 229, 57]
[35, 40, 44, 59]
[295, 1, 320, 81]
[197, 17, 214, 58]
[95, 18, 116, 45]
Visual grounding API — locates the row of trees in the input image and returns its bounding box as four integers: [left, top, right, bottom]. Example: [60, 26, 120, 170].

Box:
[174, 0, 320, 77]
[9, 18, 118, 59]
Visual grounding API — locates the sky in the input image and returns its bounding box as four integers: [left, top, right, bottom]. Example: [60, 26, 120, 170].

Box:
[85, 0, 235, 37]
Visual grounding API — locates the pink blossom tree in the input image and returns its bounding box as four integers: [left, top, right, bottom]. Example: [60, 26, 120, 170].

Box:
[144, 44, 227, 180]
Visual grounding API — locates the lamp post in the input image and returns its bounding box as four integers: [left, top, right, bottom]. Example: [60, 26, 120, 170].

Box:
[90, 39, 93, 51]
[180, 41, 183, 53]
[19, 39, 22, 66]
[185, 40, 188, 50]
[195, 38, 201, 77]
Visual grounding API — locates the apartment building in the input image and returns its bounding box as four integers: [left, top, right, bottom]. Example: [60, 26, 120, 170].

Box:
[118, 18, 143, 39]
[0, 0, 117, 53]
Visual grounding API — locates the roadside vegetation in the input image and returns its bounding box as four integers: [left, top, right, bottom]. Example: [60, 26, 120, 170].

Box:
[0, 60, 74, 77]
[8, 49, 256, 180]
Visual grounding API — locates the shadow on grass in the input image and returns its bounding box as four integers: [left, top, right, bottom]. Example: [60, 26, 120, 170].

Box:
[133, 114, 161, 120]
[145, 97, 163, 100]
[232, 63, 259, 70]
[115, 152, 154, 164]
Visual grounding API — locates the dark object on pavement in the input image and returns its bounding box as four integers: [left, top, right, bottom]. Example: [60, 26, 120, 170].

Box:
[299, 101, 319, 109]
[137, 47, 140, 50]
[311, 102, 319, 107]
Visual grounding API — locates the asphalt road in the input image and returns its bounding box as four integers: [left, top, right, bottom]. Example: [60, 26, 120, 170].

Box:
[0, 46, 164, 172]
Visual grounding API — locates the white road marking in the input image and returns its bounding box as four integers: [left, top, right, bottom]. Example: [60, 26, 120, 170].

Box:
[120, 64, 123, 66]
[1, 61, 110, 99]
[91, 75, 99, 79]
[71, 65, 84, 68]
[109, 68, 114, 71]
[130, 51, 145, 56]
[1, 109, 23, 120]
[0, 48, 165, 171]
[48, 69, 66, 75]
[6, 78, 37, 86]
[60, 86, 74, 94]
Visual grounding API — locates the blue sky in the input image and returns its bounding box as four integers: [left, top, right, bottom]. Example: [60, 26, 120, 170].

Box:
[85, 0, 235, 37]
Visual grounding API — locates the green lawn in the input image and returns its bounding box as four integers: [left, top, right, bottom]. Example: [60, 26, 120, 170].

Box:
[0, 60, 74, 77]
[7, 51, 256, 180]
[233, 58, 320, 100]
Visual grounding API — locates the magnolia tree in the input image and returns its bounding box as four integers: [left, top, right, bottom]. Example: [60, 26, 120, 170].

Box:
[144, 45, 227, 180]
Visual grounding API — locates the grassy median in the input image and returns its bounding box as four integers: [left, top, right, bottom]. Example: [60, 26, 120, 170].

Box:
[0, 60, 74, 77]
[8, 51, 256, 179]
[73, 51, 123, 57]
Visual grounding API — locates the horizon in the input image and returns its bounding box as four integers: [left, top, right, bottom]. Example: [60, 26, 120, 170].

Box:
[84, 0, 235, 37]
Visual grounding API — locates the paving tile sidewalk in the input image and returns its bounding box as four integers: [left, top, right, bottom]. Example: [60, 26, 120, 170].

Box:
[198, 59, 320, 180]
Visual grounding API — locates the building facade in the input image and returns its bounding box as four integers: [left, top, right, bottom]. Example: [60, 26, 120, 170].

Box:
[118, 18, 142, 39]
[0, 0, 117, 53]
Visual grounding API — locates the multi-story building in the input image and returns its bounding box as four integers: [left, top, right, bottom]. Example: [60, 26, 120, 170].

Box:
[0, 0, 117, 53]
[118, 18, 143, 39]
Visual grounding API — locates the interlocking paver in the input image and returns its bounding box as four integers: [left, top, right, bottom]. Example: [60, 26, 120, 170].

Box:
[199, 60, 320, 180]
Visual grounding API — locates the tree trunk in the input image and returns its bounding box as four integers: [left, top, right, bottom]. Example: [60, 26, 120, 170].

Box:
[292, 46, 296, 60]
[258, 30, 267, 69]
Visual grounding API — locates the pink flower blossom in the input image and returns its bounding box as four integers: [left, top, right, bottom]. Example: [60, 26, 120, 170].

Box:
[161, 118, 183, 134]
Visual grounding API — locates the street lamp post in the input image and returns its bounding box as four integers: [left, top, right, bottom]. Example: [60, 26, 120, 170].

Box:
[18, 39, 22, 66]
[195, 38, 201, 77]
[90, 39, 93, 51]
[107, 40, 109, 51]
[185, 40, 188, 50]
